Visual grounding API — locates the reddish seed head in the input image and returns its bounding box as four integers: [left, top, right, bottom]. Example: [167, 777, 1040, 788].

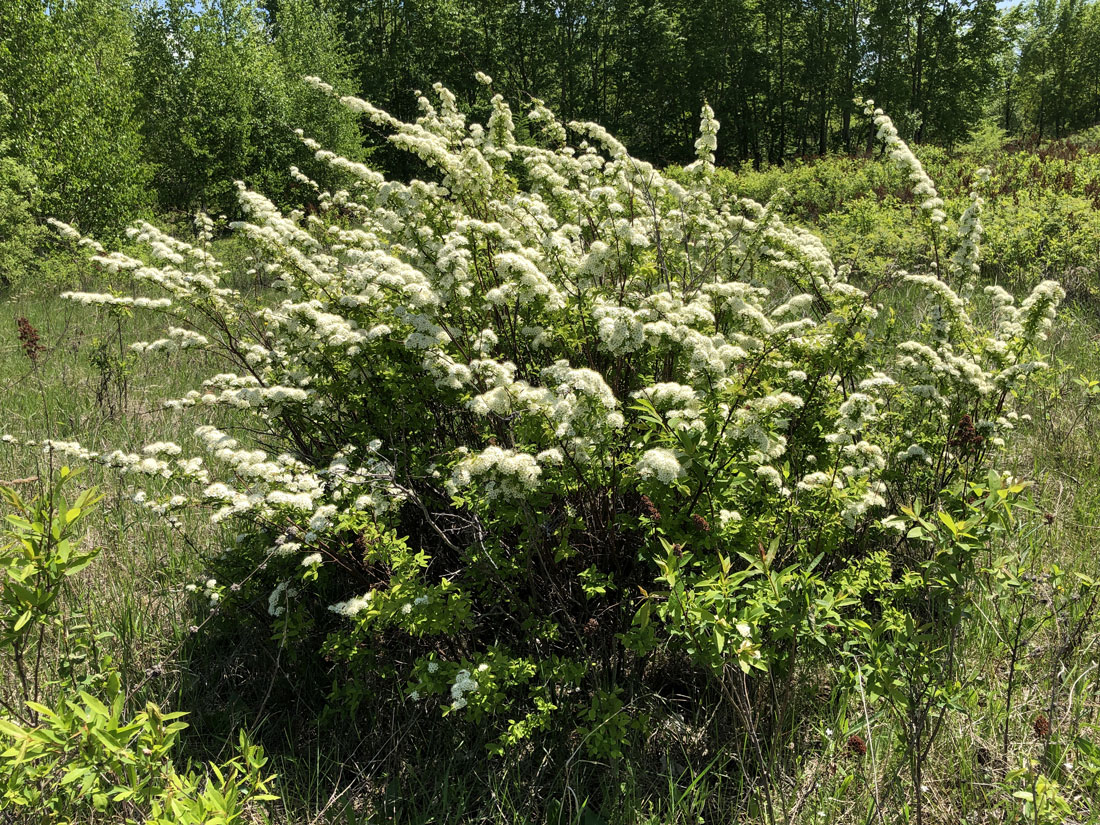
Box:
[949, 414, 984, 453]
[1033, 714, 1051, 738]
[847, 734, 867, 757]
[15, 317, 42, 363]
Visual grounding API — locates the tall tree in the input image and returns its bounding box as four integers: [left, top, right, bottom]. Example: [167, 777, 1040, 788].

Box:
[134, 0, 360, 216]
[0, 0, 150, 235]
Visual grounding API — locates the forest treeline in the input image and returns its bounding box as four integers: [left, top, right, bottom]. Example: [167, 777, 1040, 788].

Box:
[1, 0, 1099, 244]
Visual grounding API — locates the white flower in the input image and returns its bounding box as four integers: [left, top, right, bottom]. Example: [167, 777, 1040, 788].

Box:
[268, 581, 298, 617]
[450, 668, 479, 710]
[636, 448, 683, 484]
[896, 444, 931, 464]
[329, 591, 373, 617]
[451, 446, 542, 499]
[756, 465, 788, 495]
[719, 509, 741, 526]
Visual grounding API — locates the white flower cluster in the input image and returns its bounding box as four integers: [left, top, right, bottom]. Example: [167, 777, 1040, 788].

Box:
[451, 446, 542, 499]
[950, 179, 986, 296]
[686, 102, 720, 176]
[450, 668, 479, 710]
[131, 327, 209, 354]
[633, 383, 703, 431]
[184, 577, 222, 608]
[328, 591, 373, 617]
[268, 580, 298, 617]
[61, 292, 172, 310]
[861, 99, 945, 225]
[636, 448, 683, 484]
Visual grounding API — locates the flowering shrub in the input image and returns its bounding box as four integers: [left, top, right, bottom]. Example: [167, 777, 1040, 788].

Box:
[37, 79, 1063, 754]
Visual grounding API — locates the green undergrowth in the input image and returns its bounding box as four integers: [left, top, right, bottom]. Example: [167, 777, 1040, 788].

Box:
[688, 132, 1100, 298]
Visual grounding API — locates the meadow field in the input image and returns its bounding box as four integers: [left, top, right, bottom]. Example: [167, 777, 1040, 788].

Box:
[3, 112, 1100, 824]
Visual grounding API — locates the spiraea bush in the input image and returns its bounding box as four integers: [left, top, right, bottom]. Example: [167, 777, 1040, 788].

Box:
[35, 80, 1064, 787]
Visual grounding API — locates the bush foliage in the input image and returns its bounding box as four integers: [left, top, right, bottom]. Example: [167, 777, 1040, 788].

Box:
[0, 93, 45, 288]
[0, 470, 277, 822]
[28, 83, 1070, 819]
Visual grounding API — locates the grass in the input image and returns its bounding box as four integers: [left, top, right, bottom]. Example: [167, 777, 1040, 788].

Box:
[4, 141, 1100, 822]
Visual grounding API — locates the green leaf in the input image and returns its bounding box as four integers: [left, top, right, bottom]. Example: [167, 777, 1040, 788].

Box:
[0, 718, 27, 740]
[60, 767, 88, 786]
[62, 552, 98, 576]
[937, 511, 958, 535]
[79, 691, 110, 718]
